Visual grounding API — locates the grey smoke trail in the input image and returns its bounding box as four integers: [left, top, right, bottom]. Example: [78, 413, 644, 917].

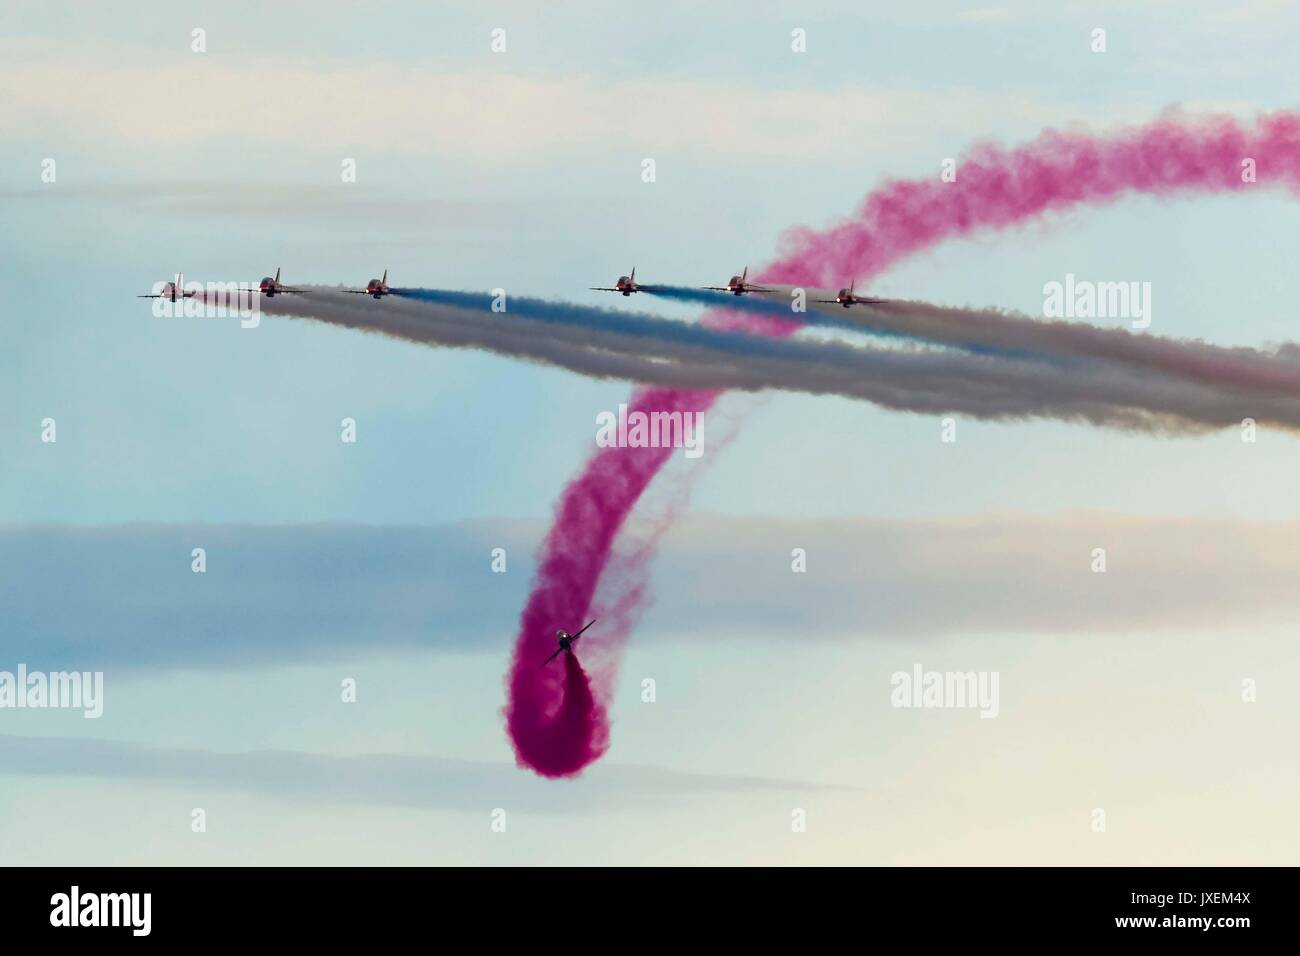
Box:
[259, 288, 1300, 432]
[652, 283, 1300, 397]
[817, 297, 1300, 398]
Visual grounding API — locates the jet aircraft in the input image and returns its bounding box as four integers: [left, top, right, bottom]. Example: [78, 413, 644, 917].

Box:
[539, 619, 597, 668]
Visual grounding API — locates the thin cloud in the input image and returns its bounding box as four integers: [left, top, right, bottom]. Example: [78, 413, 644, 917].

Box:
[0, 734, 848, 812]
[0, 48, 1106, 164]
[3, 514, 1299, 670]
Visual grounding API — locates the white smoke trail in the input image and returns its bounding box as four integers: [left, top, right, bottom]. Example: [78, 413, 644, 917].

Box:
[259, 288, 1300, 433]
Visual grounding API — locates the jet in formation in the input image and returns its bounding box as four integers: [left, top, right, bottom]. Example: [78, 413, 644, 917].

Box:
[590, 265, 660, 295]
[257, 267, 303, 297]
[347, 269, 392, 299]
[703, 266, 771, 297]
[137, 273, 196, 302]
[139, 266, 889, 309]
[812, 280, 888, 308]
[590, 267, 646, 296]
[539, 619, 597, 668]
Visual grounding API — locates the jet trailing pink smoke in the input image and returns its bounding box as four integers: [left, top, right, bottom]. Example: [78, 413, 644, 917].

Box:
[508, 640, 610, 777]
[504, 110, 1300, 778]
[504, 386, 712, 777]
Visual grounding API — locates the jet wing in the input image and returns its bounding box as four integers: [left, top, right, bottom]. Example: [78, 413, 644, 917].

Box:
[539, 648, 563, 669]
[589, 287, 621, 292]
[571, 619, 597, 641]
[701, 286, 732, 292]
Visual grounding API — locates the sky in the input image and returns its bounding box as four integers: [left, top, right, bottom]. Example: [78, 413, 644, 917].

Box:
[1, 0, 1297, 865]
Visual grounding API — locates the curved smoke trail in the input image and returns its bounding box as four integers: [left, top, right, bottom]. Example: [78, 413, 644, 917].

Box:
[504, 109, 1300, 779]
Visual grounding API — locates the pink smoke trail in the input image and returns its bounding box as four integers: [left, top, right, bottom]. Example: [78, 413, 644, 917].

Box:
[769, 110, 1300, 287]
[508, 642, 609, 777]
[504, 109, 1300, 778]
[505, 386, 712, 778]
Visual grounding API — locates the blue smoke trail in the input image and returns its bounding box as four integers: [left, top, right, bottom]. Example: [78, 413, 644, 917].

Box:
[395, 287, 1073, 374]
[392, 287, 958, 371]
[265, 288, 1269, 430]
[643, 285, 1047, 362]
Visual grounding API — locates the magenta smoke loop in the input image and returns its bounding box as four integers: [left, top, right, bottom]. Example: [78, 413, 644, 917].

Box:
[505, 111, 1300, 777]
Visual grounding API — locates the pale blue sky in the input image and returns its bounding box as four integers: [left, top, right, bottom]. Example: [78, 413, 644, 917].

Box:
[1, 0, 1297, 864]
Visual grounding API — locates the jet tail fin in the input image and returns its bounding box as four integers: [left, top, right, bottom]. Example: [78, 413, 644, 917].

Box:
[275, 267, 281, 284]
[382, 268, 388, 285]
